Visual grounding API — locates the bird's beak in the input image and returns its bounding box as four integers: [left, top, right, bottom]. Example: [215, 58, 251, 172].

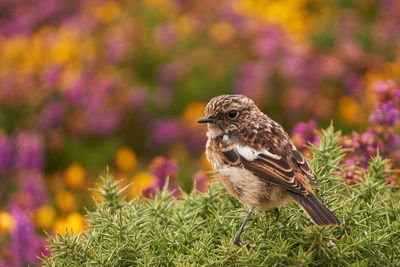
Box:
[197, 116, 214, 123]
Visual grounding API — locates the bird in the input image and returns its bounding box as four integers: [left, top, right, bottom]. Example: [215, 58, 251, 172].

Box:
[197, 94, 340, 247]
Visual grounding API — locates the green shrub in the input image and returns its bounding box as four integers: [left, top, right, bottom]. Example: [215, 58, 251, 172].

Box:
[42, 126, 400, 266]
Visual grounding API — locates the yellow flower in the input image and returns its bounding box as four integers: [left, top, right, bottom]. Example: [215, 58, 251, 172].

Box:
[130, 171, 157, 197]
[35, 205, 57, 230]
[53, 217, 67, 235]
[0, 211, 15, 233]
[50, 31, 79, 64]
[65, 163, 86, 189]
[59, 66, 81, 90]
[338, 96, 364, 125]
[209, 21, 235, 44]
[53, 212, 85, 235]
[55, 189, 77, 212]
[201, 152, 212, 170]
[168, 143, 188, 161]
[143, 0, 166, 7]
[1, 35, 27, 63]
[181, 102, 207, 127]
[234, 0, 309, 41]
[94, 1, 121, 23]
[20, 34, 44, 73]
[66, 212, 85, 234]
[115, 147, 137, 171]
[91, 185, 104, 200]
[383, 62, 400, 78]
[175, 15, 195, 37]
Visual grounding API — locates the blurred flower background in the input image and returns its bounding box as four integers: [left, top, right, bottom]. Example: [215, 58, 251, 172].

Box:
[0, 0, 399, 265]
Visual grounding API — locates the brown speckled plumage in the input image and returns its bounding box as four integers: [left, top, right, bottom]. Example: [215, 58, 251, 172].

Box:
[198, 94, 340, 247]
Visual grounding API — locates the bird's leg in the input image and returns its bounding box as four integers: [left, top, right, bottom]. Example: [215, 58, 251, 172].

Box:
[274, 208, 279, 221]
[233, 210, 252, 248]
[265, 208, 280, 222]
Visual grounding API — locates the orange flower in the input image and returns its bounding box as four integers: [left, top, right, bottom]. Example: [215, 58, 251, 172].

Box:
[338, 96, 364, 125]
[53, 212, 85, 235]
[130, 171, 157, 198]
[35, 205, 57, 230]
[181, 102, 207, 128]
[209, 21, 235, 44]
[94, 1, 121, 23]
[55, 189, 77, 212]
[115, 147, 137, 171]
[0, 211, 15, 233]
[65, 163, 86, 189]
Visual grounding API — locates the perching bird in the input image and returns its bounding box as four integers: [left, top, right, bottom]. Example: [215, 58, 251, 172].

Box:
[197, 94, 340, 247]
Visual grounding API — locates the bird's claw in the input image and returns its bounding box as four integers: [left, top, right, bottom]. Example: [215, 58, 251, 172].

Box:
[233, 239, 250, 248]
[265, 208, 280, 222]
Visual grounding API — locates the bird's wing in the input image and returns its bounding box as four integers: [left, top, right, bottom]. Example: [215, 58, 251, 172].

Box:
[290, 146, 320, 189]
[220, 144, 310, 196]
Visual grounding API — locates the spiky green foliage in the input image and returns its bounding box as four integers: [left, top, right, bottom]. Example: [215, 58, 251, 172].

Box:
[42, 126, 400, 266]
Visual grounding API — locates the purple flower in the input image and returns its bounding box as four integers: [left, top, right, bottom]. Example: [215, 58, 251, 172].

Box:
[156, 63, 180, 85]
[390, 134, 400, 147]
[369, 101, 399, 125]
[105, 28, 129, 63]
[253, 27, 283, 59]
[291, 120, 320, 148]
[126, 88, 147, 108]
[84, 110, 120, 136]
[348, 129, 380, 168]
[154, 87, 174, 108]
[65, 76, 86, 104]
[149, 156, 179, 183]
[10, 206, 37, 265]
[193, 171, 210, 193]
[36, 236, 51, 258]
[170, 182, 181, 198]
[235, 61, 267, 99]
[39, 101, 65, 129]
[344, 74, 363, 95]
[150, 118, 183, 145]
[146, 156, 179, 196]
[281, 48, 319, 89]
[43, 65, 64, 88]
[15, 131, 44, 171]
[374, 80, 400, 104]
[0, 135, 12, 174]
[154, 22, 175, 46]
[342, 159, 363, 183]
[20, 171, 48, 209]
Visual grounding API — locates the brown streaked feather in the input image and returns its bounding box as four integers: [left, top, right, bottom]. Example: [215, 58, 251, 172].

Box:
[218, 145, 310, 196]
[292, 148, 320, 188]
[241, 155, 310, 195]
[234, 121, 320, 190]
[259, 154, 292, 172]
[253, 157, 295, 181]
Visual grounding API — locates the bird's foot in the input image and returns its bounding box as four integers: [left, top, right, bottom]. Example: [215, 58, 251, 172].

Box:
[233, 239, 250, 248]
[265, 208, 280, 222]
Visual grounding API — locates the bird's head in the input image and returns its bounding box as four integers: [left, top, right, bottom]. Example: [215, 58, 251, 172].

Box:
[197, 94, 261, 137]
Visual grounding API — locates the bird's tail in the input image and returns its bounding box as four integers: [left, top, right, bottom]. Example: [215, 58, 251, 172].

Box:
[287, 191, 341, 226]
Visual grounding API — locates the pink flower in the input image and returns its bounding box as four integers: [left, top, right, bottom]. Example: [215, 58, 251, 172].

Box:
[369, 101, 399, 126]
[291, 120, 320, 148]
[0, 135, 12, 174]
[15, 131, 44, 171]
[193, 171, 210, 193]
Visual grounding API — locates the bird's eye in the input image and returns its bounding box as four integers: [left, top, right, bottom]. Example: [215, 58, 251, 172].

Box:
[227, 110, 238, 119]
